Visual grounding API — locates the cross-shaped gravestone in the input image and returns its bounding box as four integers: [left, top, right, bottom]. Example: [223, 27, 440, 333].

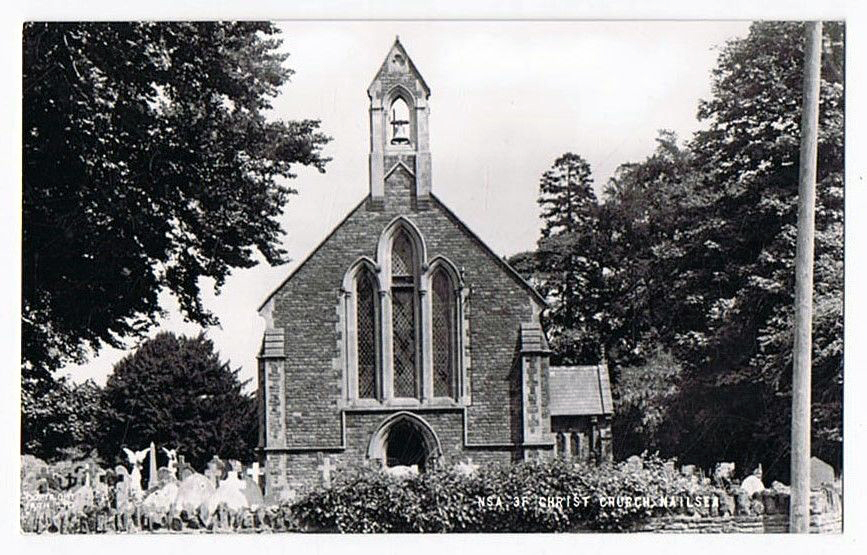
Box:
[317, 457, 334, 488]
[177, 455, 194, 480]
[457, 457, 479, 476]
[247, 462, 265, 489]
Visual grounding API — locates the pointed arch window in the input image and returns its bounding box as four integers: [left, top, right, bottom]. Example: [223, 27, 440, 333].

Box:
[431, 267, 457, 398]
[391, 230, 419, 399]
[356, 269, 379, 399]
[342, 220, 469, 407]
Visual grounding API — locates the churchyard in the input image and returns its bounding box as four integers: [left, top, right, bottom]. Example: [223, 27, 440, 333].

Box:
[20, 20, 845, 535]
[20, 446, 841, 534]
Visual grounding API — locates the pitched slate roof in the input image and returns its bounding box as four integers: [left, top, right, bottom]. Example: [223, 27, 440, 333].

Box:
[548, 365, 613, 416]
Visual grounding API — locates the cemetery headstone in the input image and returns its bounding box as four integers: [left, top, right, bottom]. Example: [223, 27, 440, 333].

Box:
[810, 456, 835, 488]
[663, 460, 676, 476]
[147, 441, 158, 490]
[205, 456, 226, 488]
[713, 462, 736, 487]
[114, 465, 131, 515]
[741, 465, 764, 497]
[175, 472, 215, 514]
[455, 457, 479, 476]
[162, 448, 178, 479]
[177, 455, 195, 480]
[122, 447, 149, 498]
[246, 462, 265, 489]
[205, 460, 249, 518]
[243, 463, 266, 507]
[626, 455, 643, 472]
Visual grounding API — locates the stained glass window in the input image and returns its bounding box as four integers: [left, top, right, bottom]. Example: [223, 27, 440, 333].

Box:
[392, 288, 417, 397]
[392, 231, 413, 279]
[432, 268, 455, 398]
[356, 270, 377, 399]
[391, 229, 418, 398]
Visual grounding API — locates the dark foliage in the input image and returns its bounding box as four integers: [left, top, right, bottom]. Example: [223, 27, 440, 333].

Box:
[292, 455, 727, 533]
[512, 153, 608, 365]
[22, 22, 331, 377]
[21, 376, 105, 461]
[98, 332, 257, 470]
[511, 22, 844, 481]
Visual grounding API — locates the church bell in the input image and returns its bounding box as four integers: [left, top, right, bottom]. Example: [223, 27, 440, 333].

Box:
[390, 107, 411, 145]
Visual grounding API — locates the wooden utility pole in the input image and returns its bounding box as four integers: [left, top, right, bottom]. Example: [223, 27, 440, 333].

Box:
[790, 20, 822, 534]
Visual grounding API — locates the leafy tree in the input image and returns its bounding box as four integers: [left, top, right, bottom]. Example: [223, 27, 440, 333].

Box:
[664, 21, 844, 477]
[601, 130, 699, 367]
[514, 153, 608, 364]
[21, 376, 105, 461]
[513, 23, 843, 479]
[98, 332, 257, 469]
[22, 22, 331, 378]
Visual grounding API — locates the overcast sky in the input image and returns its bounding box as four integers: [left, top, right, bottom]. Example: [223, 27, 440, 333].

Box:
[64, 20, 752, 388]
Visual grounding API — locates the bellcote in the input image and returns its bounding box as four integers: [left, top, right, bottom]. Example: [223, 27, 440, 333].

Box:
[368, 37, 432, 210]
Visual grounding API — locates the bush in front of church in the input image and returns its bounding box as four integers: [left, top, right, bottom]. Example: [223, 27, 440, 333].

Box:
[291, 454, 725, 532]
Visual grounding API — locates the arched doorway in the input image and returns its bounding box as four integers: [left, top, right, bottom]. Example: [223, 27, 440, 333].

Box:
[385, 419, 429, 470]
[367, 412, 442, 471]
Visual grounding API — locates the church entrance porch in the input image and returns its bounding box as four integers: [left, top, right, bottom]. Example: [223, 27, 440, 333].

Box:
[367, 411, 443, 471]
[386, 419, 429, 470]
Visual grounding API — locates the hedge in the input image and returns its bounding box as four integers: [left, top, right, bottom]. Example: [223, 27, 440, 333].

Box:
[292, 454, 727, 532]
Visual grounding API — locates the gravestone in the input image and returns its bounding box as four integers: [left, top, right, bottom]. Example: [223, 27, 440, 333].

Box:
[455, 458, 479, 476]
[246, 462, 265, 490]
[741, 465, 764, 497]
[663, 460, 676, 476]
[810, 456, 835, 488]
[175, 473, 215, 513]
[205, 456, 225, 489]
[114, 465, 131, 515]
[147, 442, 158, 490]
[177, 455, 195, 480]
[625, 455, 643, 472]
[243, 464, 266, 507]
[741, 474, 764, 497]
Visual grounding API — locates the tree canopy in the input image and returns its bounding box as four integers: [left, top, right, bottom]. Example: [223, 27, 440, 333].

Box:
[98, 332, 257, 469]
[513, 22, 844, 480]
[22, 22, 331, 377]
[511, 153, 608, 364]
[21, 375, 105, 461]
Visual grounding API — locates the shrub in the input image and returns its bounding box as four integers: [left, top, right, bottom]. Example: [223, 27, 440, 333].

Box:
[292, 454, 726, 532]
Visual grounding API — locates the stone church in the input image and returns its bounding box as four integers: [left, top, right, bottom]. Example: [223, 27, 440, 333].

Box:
[256, 39, 613, 494]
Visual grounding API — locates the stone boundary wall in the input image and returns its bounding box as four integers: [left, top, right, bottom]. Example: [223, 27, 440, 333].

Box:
[632, 485, 842, 534]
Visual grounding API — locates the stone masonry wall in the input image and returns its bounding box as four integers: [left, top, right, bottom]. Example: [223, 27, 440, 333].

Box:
[269, 168, 540, 447]
[263, 166, 543, 487]
[266, 410, 512, 492]
[631, 485, 842, 534]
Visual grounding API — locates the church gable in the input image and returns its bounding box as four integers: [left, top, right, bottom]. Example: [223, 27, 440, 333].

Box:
[256, 38, 611, 494]
[259, 178, 545, 448]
